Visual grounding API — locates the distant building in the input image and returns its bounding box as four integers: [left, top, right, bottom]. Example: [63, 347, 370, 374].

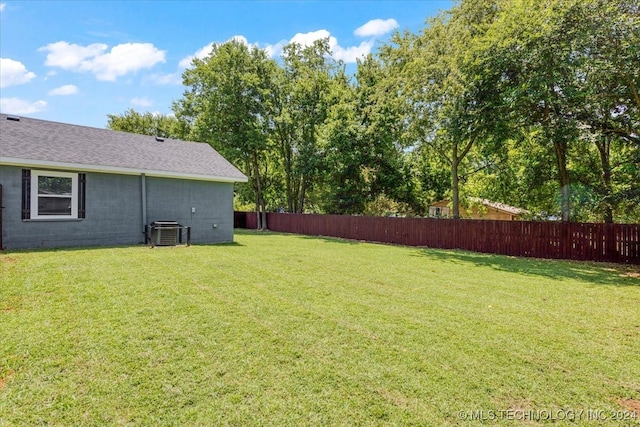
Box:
[429, 198, 526, 221]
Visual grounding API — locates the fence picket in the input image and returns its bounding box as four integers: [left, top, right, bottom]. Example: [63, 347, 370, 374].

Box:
[235, 212, 639, 264]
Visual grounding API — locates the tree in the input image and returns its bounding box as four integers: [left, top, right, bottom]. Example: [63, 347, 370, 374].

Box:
[315, 70, 366, 214]
[355, 54, 421, 214]
[570, 0, 639, 222]
[378, 1, 505, 218]
[317, 55, 419, 215]
[484, 0, 639, 221]
[174, 39, 277, 229]
[272, 38, 336, 213]
[106, 108, 189, 139]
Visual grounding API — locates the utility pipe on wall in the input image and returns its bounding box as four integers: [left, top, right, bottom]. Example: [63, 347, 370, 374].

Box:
[141, 173, 147, 233]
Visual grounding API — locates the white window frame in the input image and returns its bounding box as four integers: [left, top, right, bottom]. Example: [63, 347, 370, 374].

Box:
[30, 170, 78, 219]
[429, 206, 450, 218]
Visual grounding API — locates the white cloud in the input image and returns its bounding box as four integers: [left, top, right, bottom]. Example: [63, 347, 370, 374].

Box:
[264, 40, 287, 59]
[40, 41, 107, 69]
[0, 97, 47, 114]
[150, 111, 175, 118]
[181, 30, 375, 70]
[332, 40, 375, 63]
[48, 84, 78, 96]
[39, 41, 166, 81]
[263, 20, 397, 62]
[0, 58, 36, 88]
[290, 29, 332, 49]
[130, 96, 152, 107]
[229, 35, 250, 46]
[90, 43, 166, 81]
[0, 3, 6, 12]
[268, 29, 373, 63]
[179, 43, 214, 69]
[354, 19, 398, 37]
[178, 36, 250, 69]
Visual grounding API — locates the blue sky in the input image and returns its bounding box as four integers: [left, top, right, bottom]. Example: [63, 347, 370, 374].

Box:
[0, 1, 452, 128]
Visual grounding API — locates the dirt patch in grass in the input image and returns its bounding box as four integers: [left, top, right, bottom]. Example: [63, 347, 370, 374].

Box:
[1, 296, 22, 313]
[0, 371, 15, 390]
[618, 398, 640, 416]
[501, 398, 542, 426]
[0, 256, 19, 264]
[601, 263, 640, 279]
[377, 388, 411, 409]
[602, 264, 640, 279]
[621, 272, 640, 278]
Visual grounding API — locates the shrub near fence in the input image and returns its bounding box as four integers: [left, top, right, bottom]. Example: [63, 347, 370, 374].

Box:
[234, 212, 640, 264]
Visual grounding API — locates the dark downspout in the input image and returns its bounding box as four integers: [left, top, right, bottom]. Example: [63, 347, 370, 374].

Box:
[141, 174, 147, 235]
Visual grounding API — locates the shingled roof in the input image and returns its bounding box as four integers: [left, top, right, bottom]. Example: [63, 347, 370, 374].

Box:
[469, 198, 527, 215]
[0, 114, 247, 182]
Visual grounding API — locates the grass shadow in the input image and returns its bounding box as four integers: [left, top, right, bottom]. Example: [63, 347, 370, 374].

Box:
[0, 240, 244, 255]
[191, 241, 244, 248]
[413, 247, 640, 287]
[236, 229, 361, 245]
[0, 243, 148, 254]
[299, 235, 362, 245]
[222, 229, 640, 286]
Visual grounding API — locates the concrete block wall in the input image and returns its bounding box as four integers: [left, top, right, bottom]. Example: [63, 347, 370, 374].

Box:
[0, 165, 235, 249]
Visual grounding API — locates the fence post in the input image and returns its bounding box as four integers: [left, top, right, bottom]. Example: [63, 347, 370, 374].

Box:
[232, 212, 638, 264]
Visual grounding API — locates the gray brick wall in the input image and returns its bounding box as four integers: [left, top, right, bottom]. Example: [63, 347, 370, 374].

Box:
[146, 176, 234, 244]
[0, 165, 235, 249]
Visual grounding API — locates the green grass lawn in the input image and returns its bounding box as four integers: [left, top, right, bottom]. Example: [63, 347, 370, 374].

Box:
[1, 230, 639, 426]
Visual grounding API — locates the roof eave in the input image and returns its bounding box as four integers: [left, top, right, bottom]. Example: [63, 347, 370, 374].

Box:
[0, 157, 248, 183]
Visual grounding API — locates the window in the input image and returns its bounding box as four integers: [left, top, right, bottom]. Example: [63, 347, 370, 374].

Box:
[22, 169, 86, 220]
[429, 206, 450, 218]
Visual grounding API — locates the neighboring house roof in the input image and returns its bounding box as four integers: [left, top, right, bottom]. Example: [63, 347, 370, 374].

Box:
[468, 198, 526, 216]
[431, 198, 527, 216]
[0, 114, 247, 183]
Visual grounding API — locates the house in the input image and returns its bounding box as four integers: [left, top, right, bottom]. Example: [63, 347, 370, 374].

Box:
[0, 114, 247, 249]
[429, 198, 526, 221]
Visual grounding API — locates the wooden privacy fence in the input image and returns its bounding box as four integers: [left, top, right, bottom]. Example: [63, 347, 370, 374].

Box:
[235, 212, 640, 264]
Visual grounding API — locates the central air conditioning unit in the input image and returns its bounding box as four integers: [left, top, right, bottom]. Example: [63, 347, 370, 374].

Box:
[150, 221, 180, 246]
[145, 221, 191, 247]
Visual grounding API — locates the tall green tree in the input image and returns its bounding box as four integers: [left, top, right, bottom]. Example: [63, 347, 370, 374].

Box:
[485, 0, 639, 222]
[315, 70, 365, 214]
[106, 108, 189, 139]
[174, 39, 277, 229]
[378, 1, 505, 218]
[272, 38, 336, 212]
[317, 54, 419, 215]
[571, 0, 640, 222]
[355, 54, 420, 214]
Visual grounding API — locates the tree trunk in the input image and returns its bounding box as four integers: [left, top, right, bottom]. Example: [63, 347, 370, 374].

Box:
[298, 178, 307, 213]
[260, 198, 267, 230]
[284, 142, 294, 213]
[292, 175, 302, 213]
[451, 141, 460, 219]
[252, 151, 264, 230]
[451, 158, 460, 219]
[554, 140, 571, 222]
[596, 135, 613, 223]
[286, 157, 293, 213]
[254, 193, 261, 230]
